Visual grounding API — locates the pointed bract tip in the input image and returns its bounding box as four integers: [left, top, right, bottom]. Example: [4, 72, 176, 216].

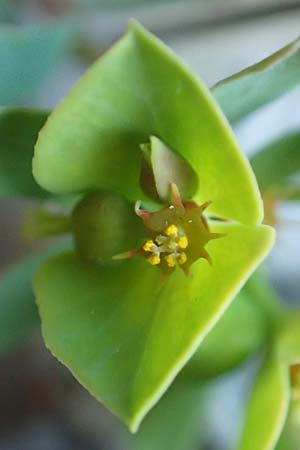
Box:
[134, 201, 152, 220]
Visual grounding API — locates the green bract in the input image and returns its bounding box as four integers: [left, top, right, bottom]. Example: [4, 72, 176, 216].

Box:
[237, 312, 300, 450]
[32, 21, 274, 431]
[33, 21, 262, 225]
[237, 357, 291, 450]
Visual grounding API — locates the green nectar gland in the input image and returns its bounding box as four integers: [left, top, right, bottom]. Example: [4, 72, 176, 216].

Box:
[115, 184, 222, 275]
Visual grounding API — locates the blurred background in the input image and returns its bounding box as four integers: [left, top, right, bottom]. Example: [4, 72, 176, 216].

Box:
[0, 1, 300, 449]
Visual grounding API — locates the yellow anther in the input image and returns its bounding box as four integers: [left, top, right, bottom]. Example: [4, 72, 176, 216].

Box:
[143, 240, 154, 252]
[165, 224, 178, 236]
[178, 236, 188, 249]
[165, 255, 176, 268]
[147, 254, 160, 266]
[178, 252, 187, 265]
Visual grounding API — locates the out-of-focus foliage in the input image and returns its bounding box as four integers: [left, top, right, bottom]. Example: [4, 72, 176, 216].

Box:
[181, 291, 268, 380]
[0, 22, 73, 105]
[0, 108, 49, 198]
[70, 0, 173, 9]
[212, 37, 300, 123]
[125, 380, 204, 450]
[0, 243, 69, 355]
[237, 358, 290, 450]
[0, 0, 13, 20]
[250, 132, 300, 200]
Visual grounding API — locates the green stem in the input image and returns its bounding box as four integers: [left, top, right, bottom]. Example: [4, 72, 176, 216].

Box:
[22, 208, 72, 240]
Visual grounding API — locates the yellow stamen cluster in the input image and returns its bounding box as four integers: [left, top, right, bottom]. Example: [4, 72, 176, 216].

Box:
[142, 223, 188, 268]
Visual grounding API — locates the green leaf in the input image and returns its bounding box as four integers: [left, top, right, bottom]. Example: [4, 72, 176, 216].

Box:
[34, 221, 274, 431]
[0, 246, 60, 355]
[0, 241, 70, 355]
[276, 401, 300, 450]
[124, 380, 204, 450]
[181, 291, 268, 380]
[0, 107, 50, 198]
[0, 22, 72, 104]
[243, 270, 283, 329]
[277, 312, 300, 365]
[0, 254, 39, 354]
[237, 358, 290, 450]
[0, 0, 13, 21]
[33, 21, 263, 225]
[212, 38, 300, 123]
[250, 132, 300, 197]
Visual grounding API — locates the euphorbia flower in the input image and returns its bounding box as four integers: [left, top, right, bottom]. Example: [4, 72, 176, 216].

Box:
[115, 183, 222, 276]
[32, 21, 275, 431]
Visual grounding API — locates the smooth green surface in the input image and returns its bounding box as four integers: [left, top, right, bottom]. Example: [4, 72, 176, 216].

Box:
[0, 0, 13, 20]
[213, 38, 300, 123]
[0, 22, 72, 104]
[237, 358, 290, 450]
[0, 253, 39, 354]
[0, 108, 49, 198]
[125, 380, 203, 450]
[33, 21, 262, 225]
[277, 312, 300, 365]
[250, 132, 300, 197]
[34, 221, 274, 431]
[182, 291, 267, 380]
[276, 402, 300, 450]
[72, 192, 145, 263]
[243, 270, 283, 329]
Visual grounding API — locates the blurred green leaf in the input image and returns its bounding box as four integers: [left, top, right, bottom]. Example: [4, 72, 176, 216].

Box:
[71, 0, 174, 9]
[212, 38, 300, 123]
[0, 0, 14, 21]
[276, 401, 300, 450]
[182, 291, 268, 380]
[0, 107, 50, 198]
[0, 21, 73, 105]
[182, 270, 283, 381]
[250, 132, 300, 198]
[243, 270, 283, 328]
[237, 357, 290, 450]
[277, 312, 300, 365]
[0, 242, 70, 356]
[124, 380, 204, 450]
